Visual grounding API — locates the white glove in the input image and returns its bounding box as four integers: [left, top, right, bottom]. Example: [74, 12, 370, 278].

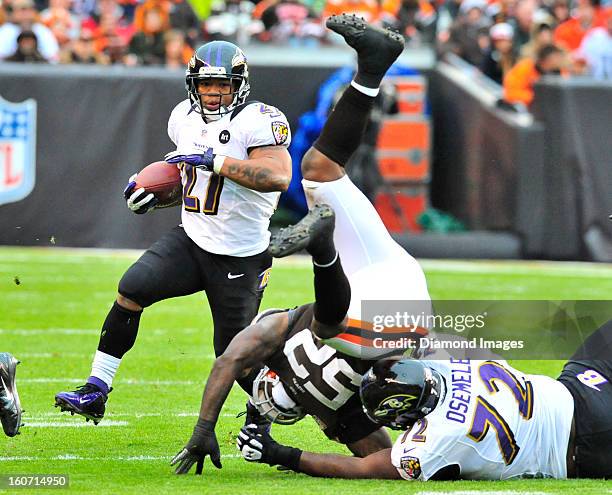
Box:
[124, 173, 157, 214]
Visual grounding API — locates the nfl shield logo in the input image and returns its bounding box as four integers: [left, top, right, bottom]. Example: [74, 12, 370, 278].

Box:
[0, 95, 37, 206]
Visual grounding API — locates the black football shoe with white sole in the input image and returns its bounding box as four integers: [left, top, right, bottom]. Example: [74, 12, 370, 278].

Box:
[0, 353, 23, 437]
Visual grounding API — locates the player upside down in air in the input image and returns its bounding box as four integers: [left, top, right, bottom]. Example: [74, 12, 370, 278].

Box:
[170, 13, 432, 474]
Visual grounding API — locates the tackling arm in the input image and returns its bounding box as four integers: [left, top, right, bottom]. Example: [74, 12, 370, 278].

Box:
[198, 312, 289, 424]
[171, 312, 288, 474]
[298, 448, 400, 479]
[237, 426, 400, 480]
[218, 145, 292, 192]
[300, 450, 458, 480]
[238, 426, 399, 479]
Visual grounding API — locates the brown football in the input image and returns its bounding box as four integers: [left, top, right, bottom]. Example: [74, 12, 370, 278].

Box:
[134, 161, 182, 207]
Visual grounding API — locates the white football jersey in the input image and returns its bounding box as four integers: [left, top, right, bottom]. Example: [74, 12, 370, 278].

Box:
[391, 359, 574, 480]
[167, 99, 292, 256]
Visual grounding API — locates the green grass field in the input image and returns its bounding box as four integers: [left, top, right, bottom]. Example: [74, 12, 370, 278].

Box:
[1, 247, 612, 494]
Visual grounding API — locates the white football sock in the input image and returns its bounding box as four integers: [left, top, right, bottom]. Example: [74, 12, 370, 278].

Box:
[313, 250, 339, 268]
[90, 350, 121, 388]
[350, 80, 380, 97]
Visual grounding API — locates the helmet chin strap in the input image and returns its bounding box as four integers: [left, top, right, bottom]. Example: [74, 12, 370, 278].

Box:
[200, 98, 233, 123]
[202, 111, 224, 123]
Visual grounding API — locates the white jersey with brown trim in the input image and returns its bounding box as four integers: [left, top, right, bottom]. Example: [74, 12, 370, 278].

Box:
[167, 99, 291, 256]
[390, 359, 574, 481]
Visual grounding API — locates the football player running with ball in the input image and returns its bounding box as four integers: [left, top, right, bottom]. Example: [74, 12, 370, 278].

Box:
[170, 13, 431, 475]
[55, 41, 292, 427]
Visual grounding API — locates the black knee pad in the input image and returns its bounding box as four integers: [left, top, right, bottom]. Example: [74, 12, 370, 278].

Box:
[118, 261, 157, 308]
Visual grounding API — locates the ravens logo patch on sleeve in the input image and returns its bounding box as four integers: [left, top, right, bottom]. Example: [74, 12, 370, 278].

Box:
[272, 121, 289, 145]
[400, 455, 422, 479]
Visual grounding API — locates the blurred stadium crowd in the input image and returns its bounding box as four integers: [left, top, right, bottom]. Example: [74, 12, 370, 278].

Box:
[0, 0, 610, 101]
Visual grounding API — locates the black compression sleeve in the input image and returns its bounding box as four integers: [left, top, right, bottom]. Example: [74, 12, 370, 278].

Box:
[313, 85, 375, 166]
[313, 255, 351, 326]
[97, 302, 142, 358]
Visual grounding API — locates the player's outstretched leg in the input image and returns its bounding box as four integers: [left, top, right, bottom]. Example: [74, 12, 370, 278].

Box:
[296, 15, 411, 279]
[0, 353, 23, 437]
[326, 13, 404, 90]
[270, 205, 351, 336]
[268, 204, 336, 264]
[54, 229, 196, 424]
[302, 14, 404, 182]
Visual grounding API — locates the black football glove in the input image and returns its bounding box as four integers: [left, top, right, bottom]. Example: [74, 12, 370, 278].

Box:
[237, 424, 302, 471]
[171, 419, 222, 475]
[124, 174, 157, 214]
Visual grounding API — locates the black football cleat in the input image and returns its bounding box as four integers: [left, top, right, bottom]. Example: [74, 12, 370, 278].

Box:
[326, 14, 404, 79]
[268, 204, 335, 259]
[54, 383, 109, 425]
[0, 353, 22, 437]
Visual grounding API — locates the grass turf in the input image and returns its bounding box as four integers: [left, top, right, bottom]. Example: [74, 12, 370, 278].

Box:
[1, 247, 611, 494]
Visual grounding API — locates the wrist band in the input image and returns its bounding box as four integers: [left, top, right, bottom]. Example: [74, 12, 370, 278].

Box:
[213, 155, 226, 174]
[273, 445, 303, 472]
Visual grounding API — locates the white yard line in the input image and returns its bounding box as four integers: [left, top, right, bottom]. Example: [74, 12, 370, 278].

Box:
[26, 412, 238, 419]
[1, 328, 214, 342]
[0, 454, 242, 462]
[16, 351, 216, 359]
[20, 378, 199, 386]
[17, 352, 93, 358]
[419, 259, 612, 277]
[0, 328, 100, 335]
[3, 246, 611, 273]
[25, 421, 129, 428]
[416, 492, 550, 495]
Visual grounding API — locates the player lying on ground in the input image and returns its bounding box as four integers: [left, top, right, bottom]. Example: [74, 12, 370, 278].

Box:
[171, 204, 394, 474]
[237, 321, 612, 479]
[0, 352, 22, 437]
[54, 40, 292, 427]
[171, 13, 432, 474]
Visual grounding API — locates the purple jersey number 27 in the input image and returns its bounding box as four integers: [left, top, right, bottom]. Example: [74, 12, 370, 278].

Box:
[181, 164, 224, 215]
